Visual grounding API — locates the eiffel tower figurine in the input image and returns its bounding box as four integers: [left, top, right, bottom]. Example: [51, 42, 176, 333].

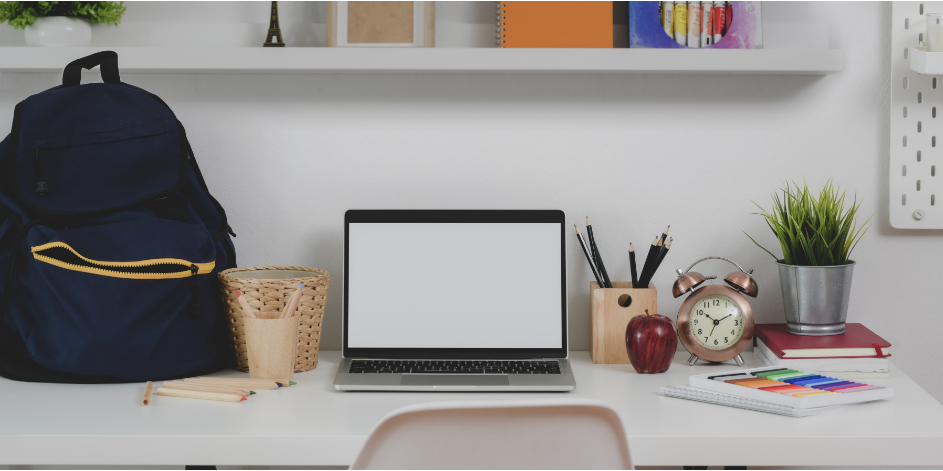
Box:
[263, 1, 285, 47]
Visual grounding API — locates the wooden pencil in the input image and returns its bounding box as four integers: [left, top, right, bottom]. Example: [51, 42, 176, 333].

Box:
[185, 377, 284, 389]
[236, 290, 258, 319]
[141, 381, 153, 406]
[658, 225, 670, 246]
[638, 235, 660, 288]
[652, 237, 673, 277]
[281, 283, 304, 319]
[156, 387, 247, 403]
[575, 225, 604, 287]
[629, 243, 639, 289]
[585, 217, 612, 288]
[163, 381, 251, 396]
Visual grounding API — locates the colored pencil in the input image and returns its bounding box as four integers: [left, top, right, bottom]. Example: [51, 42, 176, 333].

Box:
[585, 217, 612, 288]
[156, 387, 247, 403]
[574, 225, 604, 287]
[185, 378, 281, 390]
[629, 243, 639, 289]
[236, 290, 258, 319]
[141, 381, 153, 406]
[281, 283, 304, 319]
[163, 381, 252, 396]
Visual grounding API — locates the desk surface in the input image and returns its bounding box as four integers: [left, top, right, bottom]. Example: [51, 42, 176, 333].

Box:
[1, 351, 941, 467]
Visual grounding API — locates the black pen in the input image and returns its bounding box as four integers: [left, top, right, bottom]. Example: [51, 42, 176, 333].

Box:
[586, 217, 612, 288]
[574, 225, 604, 287]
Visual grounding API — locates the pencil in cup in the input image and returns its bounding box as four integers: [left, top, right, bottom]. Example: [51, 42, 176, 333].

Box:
[235, 290, 258, 319]
[244, 315, 301, 380]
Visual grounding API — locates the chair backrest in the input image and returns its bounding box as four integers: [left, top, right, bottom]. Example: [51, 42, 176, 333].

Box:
[350, 399, 633, 470]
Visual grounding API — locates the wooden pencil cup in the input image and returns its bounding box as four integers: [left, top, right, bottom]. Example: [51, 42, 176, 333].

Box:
[590, 282, 657, 364]
[245, 316, 301, 381]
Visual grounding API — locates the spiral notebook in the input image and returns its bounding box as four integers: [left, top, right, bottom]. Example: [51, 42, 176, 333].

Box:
[496, 1, 613, 48]
[659, 386, 848, 417]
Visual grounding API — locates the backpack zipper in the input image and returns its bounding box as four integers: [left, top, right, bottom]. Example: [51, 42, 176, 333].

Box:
[34, 149, 48, 196]
[31, 241, 214, 280]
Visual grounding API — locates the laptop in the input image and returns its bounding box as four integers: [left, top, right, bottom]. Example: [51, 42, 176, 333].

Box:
[333, 210, 575, 391]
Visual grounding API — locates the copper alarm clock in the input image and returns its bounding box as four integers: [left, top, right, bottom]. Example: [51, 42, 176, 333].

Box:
[672, 257, 758, 366]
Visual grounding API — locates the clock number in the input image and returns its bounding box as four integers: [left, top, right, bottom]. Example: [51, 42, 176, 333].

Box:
[697, 328, 702, 334]
[703, 302, 709, 309]
[731, 329, 735, 335]
[693, 319, 698, 325]
[697, 310, 704, 315]
[713, 300, 720, 306]
[714, 339, 719, 345]
[704, 337, 709, 342]
[724, 337, 729, 343]
[734, 320, 739, 326]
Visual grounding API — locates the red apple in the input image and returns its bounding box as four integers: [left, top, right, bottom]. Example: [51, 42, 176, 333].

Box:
[625, 310, 678, 374]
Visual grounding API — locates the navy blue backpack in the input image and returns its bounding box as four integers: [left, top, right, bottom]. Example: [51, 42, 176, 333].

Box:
[0, 52, 237, 383]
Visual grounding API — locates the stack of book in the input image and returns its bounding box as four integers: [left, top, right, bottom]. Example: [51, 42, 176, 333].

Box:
[754, 323, 892, 379]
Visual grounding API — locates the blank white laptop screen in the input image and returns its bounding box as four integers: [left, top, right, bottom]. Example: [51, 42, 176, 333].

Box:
[347, 223, 563, 349]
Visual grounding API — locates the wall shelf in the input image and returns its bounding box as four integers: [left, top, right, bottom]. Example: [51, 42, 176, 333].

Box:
[909, 47, 943, 75]
[0, 47, 843, 75]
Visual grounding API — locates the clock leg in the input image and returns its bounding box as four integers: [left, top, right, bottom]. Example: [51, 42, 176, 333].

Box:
[734, 354, 744, 367]
[687, 354, 699, 366]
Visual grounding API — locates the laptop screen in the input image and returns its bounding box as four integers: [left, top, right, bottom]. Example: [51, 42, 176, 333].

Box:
[344, 210, 567, 359]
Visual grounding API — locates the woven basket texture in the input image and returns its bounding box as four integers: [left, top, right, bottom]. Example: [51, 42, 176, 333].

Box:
[219, 266, 329, 372]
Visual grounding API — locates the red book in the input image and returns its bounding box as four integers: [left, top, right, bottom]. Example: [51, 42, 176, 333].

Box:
[754, 323, 891, 359]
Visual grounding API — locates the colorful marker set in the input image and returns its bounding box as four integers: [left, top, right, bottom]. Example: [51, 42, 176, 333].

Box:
[689, 366, 894, 409]
[710, 368, 883, 398]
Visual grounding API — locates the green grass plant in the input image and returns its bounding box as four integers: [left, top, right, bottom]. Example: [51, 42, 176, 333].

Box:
[746, 180, 871, 266]
[0, 2, 126, 29]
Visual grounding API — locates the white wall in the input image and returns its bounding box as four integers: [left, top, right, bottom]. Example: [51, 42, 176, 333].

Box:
[3, 2, 941, 402]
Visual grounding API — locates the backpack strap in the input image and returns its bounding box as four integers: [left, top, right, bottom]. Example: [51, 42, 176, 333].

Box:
[62, 51, 120, 87]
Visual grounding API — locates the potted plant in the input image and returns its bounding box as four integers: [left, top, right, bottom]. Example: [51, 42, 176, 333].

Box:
[0, 1, 126, 47]
[746, 180, 871, 336]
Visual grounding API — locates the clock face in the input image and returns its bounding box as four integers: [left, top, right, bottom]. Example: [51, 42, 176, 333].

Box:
[689, 294, 745, 350]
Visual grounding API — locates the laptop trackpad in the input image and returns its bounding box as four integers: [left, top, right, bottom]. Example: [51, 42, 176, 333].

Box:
[401, 375, 509, 386]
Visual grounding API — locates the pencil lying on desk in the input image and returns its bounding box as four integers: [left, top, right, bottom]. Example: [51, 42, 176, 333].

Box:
[141, 381, 153, 406]
[156, 387, 247, 403]
[163, 381, 253, 396]
[184, 379, 280, 390]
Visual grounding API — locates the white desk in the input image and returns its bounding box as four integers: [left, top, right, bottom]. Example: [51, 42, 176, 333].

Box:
[1, 351, 941, 467]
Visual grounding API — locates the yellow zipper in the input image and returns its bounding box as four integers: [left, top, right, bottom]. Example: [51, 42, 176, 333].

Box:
[31, 241, 214, 280]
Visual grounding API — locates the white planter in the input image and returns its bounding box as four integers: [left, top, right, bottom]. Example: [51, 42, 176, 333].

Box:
[24, 17, 91, 47]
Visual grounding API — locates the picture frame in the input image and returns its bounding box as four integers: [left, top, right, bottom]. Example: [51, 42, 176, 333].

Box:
[326, 1, 435, 48]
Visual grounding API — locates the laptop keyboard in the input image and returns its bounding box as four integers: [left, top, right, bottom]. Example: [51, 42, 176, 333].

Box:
[349, 360, 562, 374]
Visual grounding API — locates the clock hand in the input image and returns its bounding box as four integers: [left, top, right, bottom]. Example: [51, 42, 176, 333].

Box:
[709, 323, 717, 338]
[703, 314, 717, 321]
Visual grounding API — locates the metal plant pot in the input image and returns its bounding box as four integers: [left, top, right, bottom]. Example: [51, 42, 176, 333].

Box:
[777, 260, 855, 336]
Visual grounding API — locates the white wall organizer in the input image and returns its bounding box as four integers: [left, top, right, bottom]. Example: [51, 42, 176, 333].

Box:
[893, 2, 942, 228]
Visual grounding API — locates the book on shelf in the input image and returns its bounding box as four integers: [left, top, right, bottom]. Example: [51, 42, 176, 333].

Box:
[496, 1, 613, 48]
[755, 323, 892, 358]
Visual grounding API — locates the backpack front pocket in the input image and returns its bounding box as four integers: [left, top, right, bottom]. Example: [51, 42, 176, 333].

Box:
[7, 218, 220, 380]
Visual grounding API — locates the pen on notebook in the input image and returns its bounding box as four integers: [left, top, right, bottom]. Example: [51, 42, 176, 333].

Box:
[586, 217, 612, 288]
[629, 243, 639, 289]
[575, 225, 604, 287]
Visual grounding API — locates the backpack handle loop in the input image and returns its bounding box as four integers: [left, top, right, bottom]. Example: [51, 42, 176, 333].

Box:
[62, 51, 120, 87]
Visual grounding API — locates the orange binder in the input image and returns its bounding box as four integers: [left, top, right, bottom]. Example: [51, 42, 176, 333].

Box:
[497, 1, 613, 48]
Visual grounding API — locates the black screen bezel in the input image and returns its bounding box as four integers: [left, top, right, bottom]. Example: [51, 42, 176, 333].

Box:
[343, 209, 568, 359]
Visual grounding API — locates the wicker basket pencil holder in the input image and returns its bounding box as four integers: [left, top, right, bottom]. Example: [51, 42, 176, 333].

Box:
[219, 266, 329, 373]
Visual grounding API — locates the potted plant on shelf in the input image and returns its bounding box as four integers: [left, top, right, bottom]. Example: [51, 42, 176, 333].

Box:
[746, 180, 871, 336]
[0, 1, 126, 47]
